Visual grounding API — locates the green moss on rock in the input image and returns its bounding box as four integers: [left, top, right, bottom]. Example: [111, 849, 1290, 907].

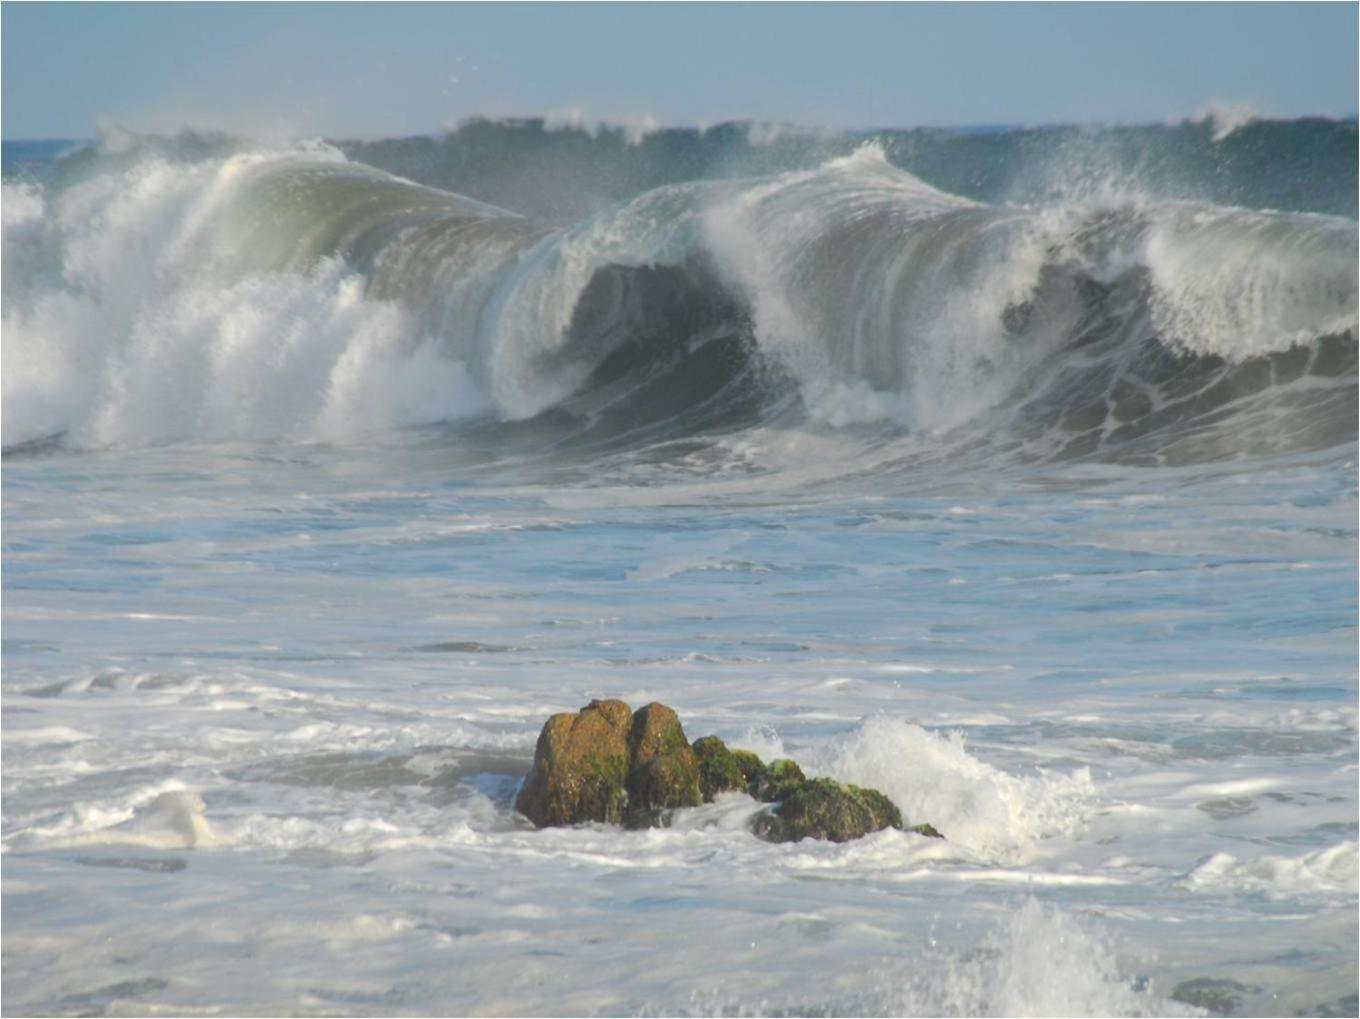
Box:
[850, 785, 903, 830]
[730, 749, 765, 785]
[752, 758, 807, 802]
[626, 748, 703, 827]
[516, 700, 941, 844]
[692, 736, 748, 802]
[750, 777, 903, 844]
[908, 822, 945, 839]
[622, 702, 701, 825]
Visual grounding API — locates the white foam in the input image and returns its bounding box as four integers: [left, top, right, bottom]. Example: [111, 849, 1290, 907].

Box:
[896, 898, 1196, 1017]
[728, 724, 786, 762]
[1182, 841, 1358, 899]
[6, 783, 225, 851]
[701, 143, 1086, 435]
[2, 147, 490, 449]
[540, 108, 661, 145]
[813, 716, 1096, 863]
[803, 379, 918, 428]
[3, 726, 93, 746]
[1187, 99, 1261, 142]
[1143, 203, 1357, 359]
[742, 121, 833, 148]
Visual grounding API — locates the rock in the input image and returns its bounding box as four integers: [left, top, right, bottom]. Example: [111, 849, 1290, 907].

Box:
[515, 700, 940, 844]
[625, 702, 701, 826]
[626, 749, 702, 828]
[692, 736, 748, 801]
[1170, 978, 1258, 1015]
[513, 699, 632, 826]
[751, 758, 806, 802]
[751, 778, 904, 844]
[730, 749, 765, 785]
[629, 702, 689, 761]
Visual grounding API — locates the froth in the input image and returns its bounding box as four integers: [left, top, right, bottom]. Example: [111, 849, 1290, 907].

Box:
[4, 782, 224, 851]
[1182, 841, 1358, 899]
[2, 147, 489, 449]
[1143, 205, 1358, 359]
[6, 135, 1354, 455]
[1187, 100, 1260, 143]
[896, 898, 1194, 1017]
[813, 716, 1096, 863]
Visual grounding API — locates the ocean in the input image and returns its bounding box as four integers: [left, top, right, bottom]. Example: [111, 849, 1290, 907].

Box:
[2, 116, 1356, 1017]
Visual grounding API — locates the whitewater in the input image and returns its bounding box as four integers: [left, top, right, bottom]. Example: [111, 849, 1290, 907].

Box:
[2, 117, 1356, 1017]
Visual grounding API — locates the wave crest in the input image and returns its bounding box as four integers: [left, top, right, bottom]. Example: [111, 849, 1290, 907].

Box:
[4, 133, 1355, 462]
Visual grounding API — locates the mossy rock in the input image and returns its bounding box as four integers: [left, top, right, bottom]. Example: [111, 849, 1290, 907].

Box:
[751, 758, 806, 802]
[692, 736, 748, 802]
[517, 701, 939, 844]
[625, 747, 702, 827]
[751, 777, 903, 844]
[908, 822, 945, 839]
[622, 702, 701, 825]
[514, 699, 632, 827]
[851, 785, 903, 830]
[730, 749, 765, 784]
[629, 702, 690, 762]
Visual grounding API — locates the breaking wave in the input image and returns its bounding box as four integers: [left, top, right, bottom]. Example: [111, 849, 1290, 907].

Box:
[3, 126, 1355, 465]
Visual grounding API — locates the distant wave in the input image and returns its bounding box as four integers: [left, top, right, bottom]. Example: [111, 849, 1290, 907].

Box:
[337, 115, 1360, 223]
[3, 125, 1356, 464]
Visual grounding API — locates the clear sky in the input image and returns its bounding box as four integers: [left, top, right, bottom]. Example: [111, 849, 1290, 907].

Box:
[3, 2, 1356, 140]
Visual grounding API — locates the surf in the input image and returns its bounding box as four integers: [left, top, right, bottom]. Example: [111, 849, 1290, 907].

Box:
[3, 128, 1355, 466]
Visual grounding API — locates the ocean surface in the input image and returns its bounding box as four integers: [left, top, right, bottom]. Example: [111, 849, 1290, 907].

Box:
[2, 116, 1357, 1017]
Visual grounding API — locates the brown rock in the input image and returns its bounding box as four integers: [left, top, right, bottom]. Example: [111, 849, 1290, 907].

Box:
[513, 699, 632, 827]
[514, 700, 935, 843]
[625, 702, 701, 825]
[629, 702, 690, 762]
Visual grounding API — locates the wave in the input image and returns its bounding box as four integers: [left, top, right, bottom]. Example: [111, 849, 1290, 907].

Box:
[2, 129, 1356, 465]
[334, 115, 1360, 223]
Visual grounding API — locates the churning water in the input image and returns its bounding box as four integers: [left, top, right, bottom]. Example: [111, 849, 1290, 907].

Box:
[3, 117, 1356, 1016]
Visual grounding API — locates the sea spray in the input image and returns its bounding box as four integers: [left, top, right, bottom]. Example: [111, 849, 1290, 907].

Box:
[4, 132, 1354, 457]
[3, 121, 1355, 1016]
[811, 716, 1096, 863]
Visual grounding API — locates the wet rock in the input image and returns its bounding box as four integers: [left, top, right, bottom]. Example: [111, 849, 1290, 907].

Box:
[730, 749, 765, 785]
[1169, 977, 1258, 1014]
[751, 778, 903, 844]
[625, 702, 701, 825]
[692, 736, 749, 801]
[626, 748, 702, 827]
[513, 699, 632, 826]
[752, 758, 806, 802]
[515, 701, 940, 844]
[75, 856, 188, 874]
[629, 702, 689, 761]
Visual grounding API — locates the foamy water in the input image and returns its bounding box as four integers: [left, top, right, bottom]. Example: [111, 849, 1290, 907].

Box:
[3, 125, 1356, 1016]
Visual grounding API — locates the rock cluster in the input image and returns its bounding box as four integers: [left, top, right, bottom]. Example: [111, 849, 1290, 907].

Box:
[514, 699, 944, 844]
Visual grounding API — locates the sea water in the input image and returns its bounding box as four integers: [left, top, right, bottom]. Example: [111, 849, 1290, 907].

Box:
[2, 119, 1356, 1017]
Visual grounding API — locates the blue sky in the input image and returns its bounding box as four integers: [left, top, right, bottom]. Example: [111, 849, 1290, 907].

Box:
[3, 3, 1356, 140]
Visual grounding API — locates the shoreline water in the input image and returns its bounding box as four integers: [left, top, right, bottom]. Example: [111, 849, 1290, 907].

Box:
[3, 119, 1356, 1016]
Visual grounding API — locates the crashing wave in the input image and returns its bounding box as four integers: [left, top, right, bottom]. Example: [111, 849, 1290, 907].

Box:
[3, 131, 1355, 462]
